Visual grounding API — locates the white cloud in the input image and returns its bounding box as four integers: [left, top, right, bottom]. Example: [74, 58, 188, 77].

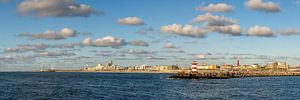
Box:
[19, 28, 78, 40]
[118, 49, 154, 56]
[146, 56, 166, 60]
[160, 24, 207, 38]
[117, 17, 144, 25]
[4, 48, 19, 53]
[197, 3, 234, 13]
[37, 51, 75, 57]
[247, 25, 275, 37]
[34, 43, 50, 50]
[17, 0, 100, 17]
[195, 54, 208, 59]
[82, 37, 93, 46]
[245, 0, 281, 12]
[128, 40, 149, 47]
[52, 43, 77, 48]
[192, 13, 241, 36]
[207, 24, 242, 36]
[193, 13, 237, 26]
[163, 42, 176, 49]
[4, 43, 49, 53]
[0, 55, 36, 63]
[82, 36, 126, 48]
[160, 49, 185, 53]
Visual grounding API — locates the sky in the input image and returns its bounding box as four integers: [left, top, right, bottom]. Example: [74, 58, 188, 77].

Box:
[1, 0, 300, 71]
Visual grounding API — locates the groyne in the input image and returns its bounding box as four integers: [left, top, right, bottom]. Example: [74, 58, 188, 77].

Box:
[169, 71, 300, 79]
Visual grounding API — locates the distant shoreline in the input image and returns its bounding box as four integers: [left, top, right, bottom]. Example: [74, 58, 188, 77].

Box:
[0, 70, 180, 74]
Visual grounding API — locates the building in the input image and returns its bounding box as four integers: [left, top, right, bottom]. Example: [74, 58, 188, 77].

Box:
[240, 64, 257, 69]
[84, 60, 119, 71]
[288, 66, 300, 72]
[220, 65, 234, 71]
[197, 63, 209, 70]
[208, 65, 218, 70]
[153, 65, 180, 71]
[265, 62, 289, 70]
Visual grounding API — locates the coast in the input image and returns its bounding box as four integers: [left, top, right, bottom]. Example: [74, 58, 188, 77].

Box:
[78, 70, 179, 73]
[32, 69, 180, 73]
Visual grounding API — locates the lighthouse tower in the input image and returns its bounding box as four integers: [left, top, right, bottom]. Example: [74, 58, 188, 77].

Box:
[237, 59, 240, 66]
[191, 61, 198, 73]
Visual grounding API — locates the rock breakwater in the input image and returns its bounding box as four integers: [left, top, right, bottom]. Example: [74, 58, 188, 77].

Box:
[170, 71, 300, 79]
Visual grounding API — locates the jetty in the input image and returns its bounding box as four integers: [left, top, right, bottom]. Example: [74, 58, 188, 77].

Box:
[169, 71, 300, 79]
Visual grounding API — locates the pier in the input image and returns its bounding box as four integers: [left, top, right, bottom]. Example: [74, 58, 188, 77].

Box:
[169, 71, 300, 79]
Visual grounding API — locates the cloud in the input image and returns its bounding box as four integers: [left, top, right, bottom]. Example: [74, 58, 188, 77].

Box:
[160, 24, 207, 38]
[37, 51, 76, 57]
[82, 36, 126, 48]
[4, 48, 19, 53]
[95, 51, 125, 57]
[117, 17, 144, 25]
[160, 49, 185, 53]
[160, 14, 241, 38]
[128, 40, 149, 47]
[195, 53, 209, 59]
[245, 0, 281, 13]
[247, 25, 275, 37]
[117, 49, 154, 56]
[4, 43, 49, 53]
[188, 53, 229, 60]
[196, 3, 234, 13]
[207, 24, 242, 36]
[192, 13, 242, 36]
[136, 27, 154, 35]
[146, 56, 167, 60]
[163, 42, 176, 49]
[193, 13, 237, 26]
[34, 43, 50, 50]
[82, 37, 93, 46]
[19, 28, 79, 40]
[0, 55, 36, 63]
[52, 43, 78, 48]
[278, 28, 300, 36]
[229, 55, 270, 60]
[17, 0, 100, 17]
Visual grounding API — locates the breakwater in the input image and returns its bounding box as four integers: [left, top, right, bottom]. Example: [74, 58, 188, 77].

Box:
[170, 71, 300, 79]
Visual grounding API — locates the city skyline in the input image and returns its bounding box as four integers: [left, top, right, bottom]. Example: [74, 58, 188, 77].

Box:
[1, 0, 300, 71]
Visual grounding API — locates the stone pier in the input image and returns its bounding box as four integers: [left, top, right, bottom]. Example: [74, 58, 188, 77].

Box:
[169, 71, 300, 79]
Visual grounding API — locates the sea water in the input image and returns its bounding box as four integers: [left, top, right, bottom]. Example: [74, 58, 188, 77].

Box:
[0, 72, 300, 99]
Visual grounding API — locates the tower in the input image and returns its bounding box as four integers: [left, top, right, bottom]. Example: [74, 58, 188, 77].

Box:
[107, 60, 113, 66]
[191, 61, 198, 73]
[237, 59, 240, 66]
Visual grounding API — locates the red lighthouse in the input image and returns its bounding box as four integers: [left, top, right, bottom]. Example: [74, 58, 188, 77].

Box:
[237, 59, 240, 66]
[191, 61, 198, 73]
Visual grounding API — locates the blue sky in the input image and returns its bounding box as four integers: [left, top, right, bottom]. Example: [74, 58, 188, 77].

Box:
[1, 0, 300, 71]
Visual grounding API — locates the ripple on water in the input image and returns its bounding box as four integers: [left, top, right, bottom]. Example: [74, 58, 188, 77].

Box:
[0, 72, 300, 99]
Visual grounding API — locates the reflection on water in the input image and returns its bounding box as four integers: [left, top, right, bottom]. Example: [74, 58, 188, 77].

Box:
[0, 72, 300, 99]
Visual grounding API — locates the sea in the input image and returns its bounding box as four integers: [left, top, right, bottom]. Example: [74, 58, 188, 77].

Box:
[0, 72, 300, 100]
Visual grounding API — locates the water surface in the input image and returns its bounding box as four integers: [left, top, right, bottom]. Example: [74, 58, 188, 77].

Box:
[0, 72, 299, 99]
